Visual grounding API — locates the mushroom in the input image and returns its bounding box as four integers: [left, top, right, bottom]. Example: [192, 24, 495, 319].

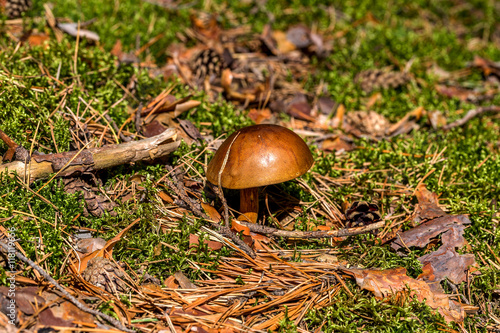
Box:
[206, 124, 314, 223]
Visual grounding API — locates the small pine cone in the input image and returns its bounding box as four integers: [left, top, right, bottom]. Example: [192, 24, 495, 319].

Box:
[355, 69, 410, 93]
[345, 201, 381, 228]
[190, 48, 224, 82]
[82, 257, 130, 293]
[5, 0, 32, 18]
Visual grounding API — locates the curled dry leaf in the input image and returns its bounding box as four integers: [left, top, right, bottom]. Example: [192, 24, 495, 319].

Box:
[75, 237, 107, 257]
[386, 106, 424, 137]
[286, 25, 311, 49]
[174, 271, 197, 290]
[71, 218, 141, 273]
[435, 84, 497, 102]
[272, 30, 297, 54]
[418, 246, 476, 288]
[317, 96, 336, 115]
[201, 202, 221, 222]
[286, 94, 316, 122]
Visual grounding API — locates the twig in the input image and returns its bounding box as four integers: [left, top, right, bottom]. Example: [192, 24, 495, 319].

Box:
[239, 221, 385, 239]
[212, 184, 256, 258]
[446, 279, 470, 305]
[0, 239, 135, 333]
[0, 128, 20, 161]
[443, 106, 500, 130]
[135, 103, 142, 135]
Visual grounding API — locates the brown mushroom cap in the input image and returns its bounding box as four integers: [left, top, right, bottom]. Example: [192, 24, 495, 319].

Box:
[206, 124, 314, 189]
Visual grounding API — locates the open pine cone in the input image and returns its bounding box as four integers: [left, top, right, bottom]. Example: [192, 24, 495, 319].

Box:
[345, 201, 382, 228]
[82, 257, 131, 293]
[3, 0, 32, 18]
[355, 69, 410, 93]
[190, 48, 224, 82]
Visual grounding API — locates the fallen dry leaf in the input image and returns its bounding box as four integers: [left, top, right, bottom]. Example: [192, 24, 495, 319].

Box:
[392, 214, 471, 251]
[343, 267, 465, 323]
[201, 202, 221, 222]
[418, 246, 476, 288]
[413, 183, 446, 223]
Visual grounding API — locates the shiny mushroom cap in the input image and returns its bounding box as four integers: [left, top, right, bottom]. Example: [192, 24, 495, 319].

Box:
[206, 124, 314, 189]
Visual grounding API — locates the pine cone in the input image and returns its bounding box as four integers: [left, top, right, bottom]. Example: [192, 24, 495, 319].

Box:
[355, 69, 410, 93]
[82, 257, 130, 293]
[345, 201, 382, 228]
[5, 0, 32, 18]
[190, 48, 224, 82]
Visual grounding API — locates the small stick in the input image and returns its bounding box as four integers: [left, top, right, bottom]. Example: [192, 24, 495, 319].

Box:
[0, 239, 135, 333]
[238, 221, 385, 239]
[443, 106, 500, 130]
[211, 184, 256, 259]
[0, 128, 20, 161]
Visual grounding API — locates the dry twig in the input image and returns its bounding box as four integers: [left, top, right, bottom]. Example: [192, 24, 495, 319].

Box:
[240, 220, 385, 239]
[443, 105, 500, 130]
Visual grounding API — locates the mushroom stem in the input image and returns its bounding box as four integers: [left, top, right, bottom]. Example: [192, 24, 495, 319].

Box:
[239, 187, 259, 223]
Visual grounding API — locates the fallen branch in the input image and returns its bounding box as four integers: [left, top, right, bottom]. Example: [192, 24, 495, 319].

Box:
[239, 220, 385, 239]
[0, 128, 180, 181]
[443, 105, 500, 130]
